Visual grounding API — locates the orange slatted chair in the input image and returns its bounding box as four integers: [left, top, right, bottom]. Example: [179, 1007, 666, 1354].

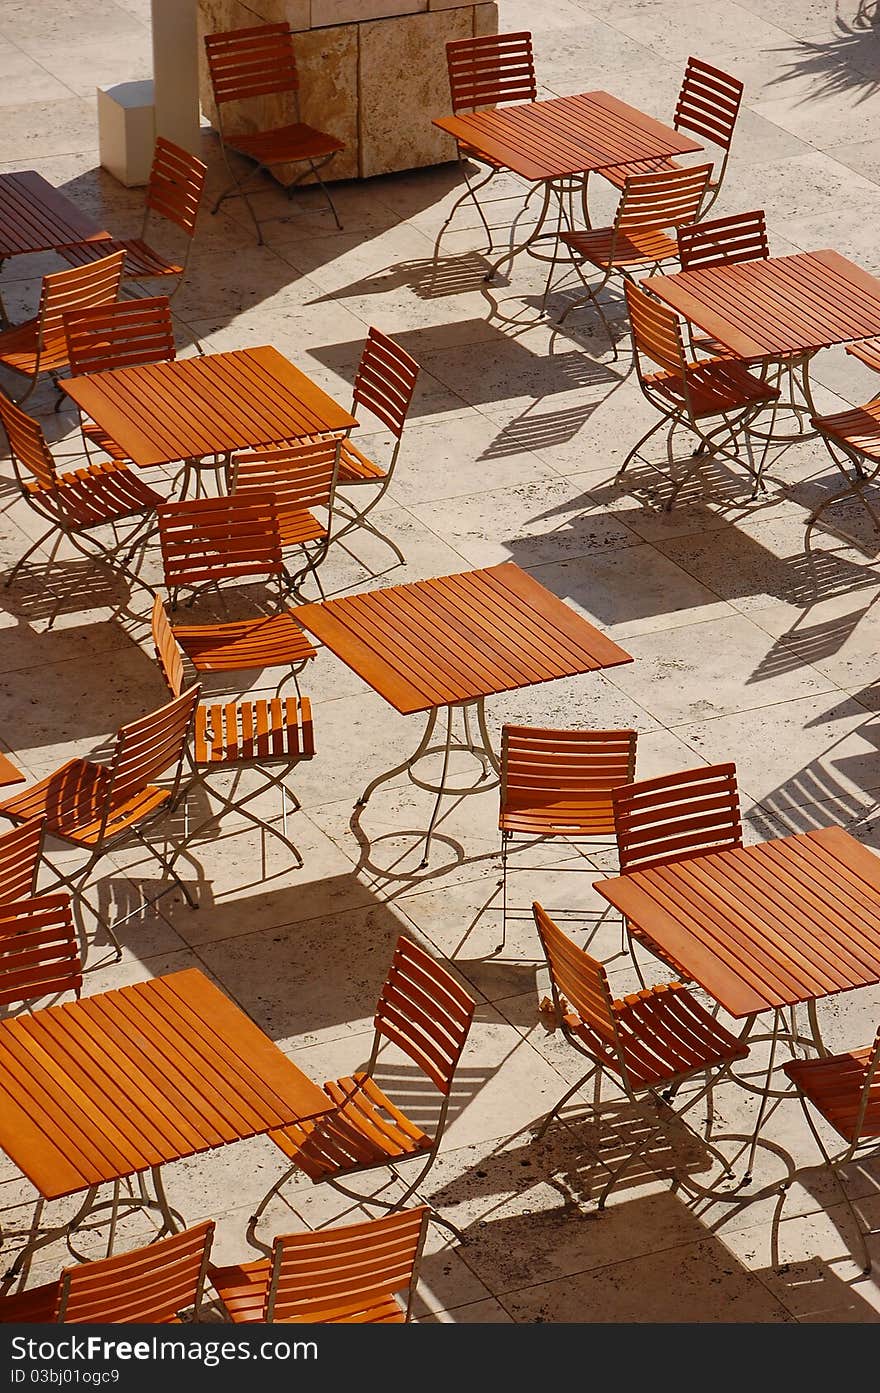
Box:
[0, 392, 163, 625]
[0, 893, 82, 1007]
[440, 31, 538, 252]
[0, 686, 200, 960]
[619, 280, 778, 508]
[533, 902, 748, 1205]
[230, 435, 342, 598]
[555, 165, 712, 349]
[677, 209, 769, 359]
[0, 817, 44, 903]
[782, 1029, 880, 1274]
[63, 295, 177, 464]
[806, 336, 880, 535]
[611, 762, 743, 982]
[596, 57, 743, 217]
[155, 494, 317, 693]
[55, 138, 206, 299]
[252, 936, 475, 1241]
[152, 596, 314, 868]
[0, 250, 124, 404]
[204, 23, 346, 244]
[497, 725, 638, 951]
[0, 1221, 214, 1323]
[211, 1208, 429, 1324]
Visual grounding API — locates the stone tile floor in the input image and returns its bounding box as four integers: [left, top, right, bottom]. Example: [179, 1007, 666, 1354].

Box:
[3, 0, 880, 1323]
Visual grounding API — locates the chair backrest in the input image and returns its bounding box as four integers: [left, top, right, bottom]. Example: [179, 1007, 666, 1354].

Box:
[37, 250, 125, 348]
[156, 495, 286, 593]
[151, 594, 186, 700]
[231, 436, 342, 517]
[624, 280, 688, 381]
[446, 31, 537, 113]
[501, 725, 637, 810]
[674, 56, 743, 154]
[266, 1208, 429, 1323]
[103, 686, 199, 820]
[374, 936, 475, 1096]
[533, 902, 620, 1050]
[616, 165, 713, 238]
[63, 296, 176, 378]
[57, 1222, 214, 1323]
[144, 137, 207, 239]
[677, 209, 769, 274]
[0, 392, 59, 493]
[352, 327, 420, 441]
[0, 818, 44, 903]
[613, 763, 742, 875]
[204, 23, 299, 106]
[0, 893, 82, 1006]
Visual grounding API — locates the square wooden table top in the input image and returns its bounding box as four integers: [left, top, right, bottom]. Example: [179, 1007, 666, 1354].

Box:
[433, 91, 701, 183]
[294, 562, 633, 716]
[595, 825, 880, 1019]
[0, 752, 24, 787]
[0, 967, 330, 1200]
[643, 249, 880, 360]
[0, 171, 110, 260]
[61, 345, 358, 469]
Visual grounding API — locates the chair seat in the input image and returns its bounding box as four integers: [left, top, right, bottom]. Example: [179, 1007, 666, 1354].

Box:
[338, 437, 386, 485]
[269, 1072, 432, 1180]
[812, 400, 880, 462]
[0, 1279, 59, 1323]
[25, 460, 162, 530]
[598, 154, 682, 192]
[84, 421, 128, 460]
[209, 1259, 404, 1324]
[626, 922, 693, 981]
[785, 1045, 880, 1144]
[0, 319, 69, 375]
[172, 610, 316, 673]
[646, 357, 778, 417]
[0, 758, 170, 847]
[277, 506, 326, 547]
[500, 793, 616, 838]
[56, 237, 183, 278]
[560, 225, 680, 269]
[458, 141, 507, 173]
[570, 980, 747, 1091]
[227, 122, 345, 166]
[194, 695, 314, 766]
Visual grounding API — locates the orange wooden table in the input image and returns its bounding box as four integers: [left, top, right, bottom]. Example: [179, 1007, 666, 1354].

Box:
[0, 171, 110, 328]
[0, 967, 329, 1283]
[434, 91, 701, 280]
[0, 753, 24, 788]
[61, 346, 357, 489]
[295, 562, 632, 864]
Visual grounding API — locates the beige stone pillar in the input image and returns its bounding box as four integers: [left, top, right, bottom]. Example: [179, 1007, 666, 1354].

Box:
[151, 0, 201, 155]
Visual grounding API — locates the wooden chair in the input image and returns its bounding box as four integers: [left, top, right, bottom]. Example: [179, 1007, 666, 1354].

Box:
[0, 1221, 214, 1322]
[612, 762, 743, 981]
[252, 936, 475, 1241]
[498, 725, 637, 951]
[211, 1208, 429, 1324]
[151, 596, 314, 868]
[533, 902, 748, 1206]
[204, 22, 346, 243]
[327, 327, 420, 567]
[0, 893, 82, 1007]
[0, 817, 44, 903]
[230, 435, 342, 598]
[0, 250, 124, 404]
[806, 388, 880, 537]
[783, 1029, 880, 1274]
[0, 686, 200, 961]
[440, 31, 538, 252]
[556, 165, 713, 351]
[677, 209, 769, 359]
[63, 294, 177, 464]
[55, 138, 206, 300]
[596, 57, 743, 217]
[619, 280, 778, 508]
[0, 392, 164, 625]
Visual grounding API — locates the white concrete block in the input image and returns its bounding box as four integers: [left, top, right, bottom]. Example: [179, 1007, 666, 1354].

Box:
[97, 79, 156, 187]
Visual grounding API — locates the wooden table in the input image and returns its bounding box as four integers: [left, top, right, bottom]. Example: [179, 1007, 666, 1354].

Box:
[0, 171, 111, 328]
[295, 562, 632, 865]
[61, 345, 357, 491]
[0, 753, 24, 788]
[434, 91, 701, 279]
[0, 967, 329, 1281]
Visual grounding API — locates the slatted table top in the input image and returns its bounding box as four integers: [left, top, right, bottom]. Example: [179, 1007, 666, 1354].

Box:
[0, 171, 110, 260]
[61, 345, 357, 468]
[0, 752, 24, 787]
[0, 967, 330, 1200]
[294, 562, 633, 716]
[433, 91, 701, 182]
[643, 249, 880, 360]
[595, 826, 880, 1018]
